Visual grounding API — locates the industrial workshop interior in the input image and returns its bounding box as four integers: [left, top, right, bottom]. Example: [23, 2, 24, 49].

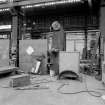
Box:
[0, 0, 105, 105]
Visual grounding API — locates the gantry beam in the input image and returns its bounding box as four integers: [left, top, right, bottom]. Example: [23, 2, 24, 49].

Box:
[0, 0, 82, 9]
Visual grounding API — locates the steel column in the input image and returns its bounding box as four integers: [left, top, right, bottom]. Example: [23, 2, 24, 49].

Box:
[10, 6, 23, 67]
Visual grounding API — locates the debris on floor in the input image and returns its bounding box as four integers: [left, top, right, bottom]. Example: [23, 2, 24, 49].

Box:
[0, 74, 105, 105]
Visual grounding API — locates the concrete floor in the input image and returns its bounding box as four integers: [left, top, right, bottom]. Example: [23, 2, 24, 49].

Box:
[0, 74, 105, 105]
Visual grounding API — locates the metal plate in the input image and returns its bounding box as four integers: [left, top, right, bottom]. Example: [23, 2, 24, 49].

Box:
[19, 39, 47, 74]
[0, 40, 9, 67]
[59, 51, 80, 74]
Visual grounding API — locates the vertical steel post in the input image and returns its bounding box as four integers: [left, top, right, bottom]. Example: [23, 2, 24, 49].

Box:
[84, 15, 88, 59]
[99, 0, 105, 80]
[84, 0, 88, 59]
[10, 6, 23, 67]
[100, 0, 105, 61]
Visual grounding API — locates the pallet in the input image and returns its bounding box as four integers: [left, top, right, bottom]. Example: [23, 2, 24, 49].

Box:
[10, 74, 30, 87]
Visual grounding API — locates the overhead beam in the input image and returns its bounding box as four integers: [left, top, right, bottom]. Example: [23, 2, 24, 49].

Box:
[18, 0, 56, 6]
[0, 2, 18, 9]
[0, 0, 82, 9]
[0, 0, 58, 9]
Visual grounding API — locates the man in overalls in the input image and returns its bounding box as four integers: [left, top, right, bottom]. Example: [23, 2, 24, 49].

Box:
[49, 21, 66, 75]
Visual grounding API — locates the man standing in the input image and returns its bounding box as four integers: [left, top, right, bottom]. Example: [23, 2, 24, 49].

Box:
[49, 21, 66, 75]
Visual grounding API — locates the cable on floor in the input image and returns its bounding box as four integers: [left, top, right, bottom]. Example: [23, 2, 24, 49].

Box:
[31, 78, 56, 85]
[84, 74, 102, 97]
[57, 75, 103, 98]
[0, 75, 104, 97]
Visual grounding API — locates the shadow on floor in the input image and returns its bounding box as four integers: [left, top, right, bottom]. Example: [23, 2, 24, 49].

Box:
[0, 72, 13, 78]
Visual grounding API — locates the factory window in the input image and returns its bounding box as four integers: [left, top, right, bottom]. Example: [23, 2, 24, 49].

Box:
[22, 32, 47, 40]
[66, 30, 100, 59]
[0, 34, 9, 39]
[66, 31, 84, 59]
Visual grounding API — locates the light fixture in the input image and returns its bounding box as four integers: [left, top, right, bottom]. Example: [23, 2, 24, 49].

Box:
[0, 25, 11, 30]
[0, 8, 10, 12]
